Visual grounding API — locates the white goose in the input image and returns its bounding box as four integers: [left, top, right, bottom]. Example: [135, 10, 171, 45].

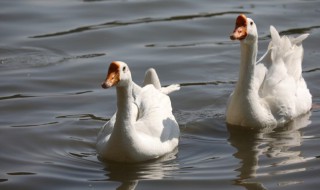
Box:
[97, 61, 180, 162]
[226, 14, 312, 128]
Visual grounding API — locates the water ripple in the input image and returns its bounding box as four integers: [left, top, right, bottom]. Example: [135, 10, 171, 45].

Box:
[146, 40, 234, 48]
[56, 113, 108, 122]
[179, 80, 236, 87]
[7, 172, 36, 176]
[0, 91, 93, 102]
[279, 25, 320, 36]
[30, 11, 250, 38]
[0, 94, 35, 101]
[303, 67, 320, 73]
[10, 121, 58, 128]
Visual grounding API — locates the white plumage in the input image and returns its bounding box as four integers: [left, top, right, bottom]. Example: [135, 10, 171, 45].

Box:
[97, 61, 180, 162]
[226, 14, 312, 128]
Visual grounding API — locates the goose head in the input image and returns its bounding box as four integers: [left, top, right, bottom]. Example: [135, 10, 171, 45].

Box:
[101, 61, 132, 89]
[230, 14, 258, 44]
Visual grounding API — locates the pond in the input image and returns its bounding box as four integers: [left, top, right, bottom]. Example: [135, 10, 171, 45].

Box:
[0, 0, 320, 189]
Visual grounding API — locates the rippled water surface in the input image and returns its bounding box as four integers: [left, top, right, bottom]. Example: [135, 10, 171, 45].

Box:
[1, 0, 320, 189]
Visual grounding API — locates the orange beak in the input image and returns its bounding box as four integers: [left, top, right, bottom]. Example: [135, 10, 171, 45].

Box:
[230, 14, 248, 40]
[101, 62, 120, 89]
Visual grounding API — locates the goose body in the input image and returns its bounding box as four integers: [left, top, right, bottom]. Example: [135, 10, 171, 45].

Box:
[97, 61, 180, 162]
[226, 14, 312, 128]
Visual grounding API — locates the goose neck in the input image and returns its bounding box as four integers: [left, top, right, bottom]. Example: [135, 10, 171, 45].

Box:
[236, 41, 258, 93]
[115, 81, 134, 125]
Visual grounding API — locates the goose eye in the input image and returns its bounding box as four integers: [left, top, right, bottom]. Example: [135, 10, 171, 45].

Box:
[122, 66, 126, 72]
[250, 21, 253, 26]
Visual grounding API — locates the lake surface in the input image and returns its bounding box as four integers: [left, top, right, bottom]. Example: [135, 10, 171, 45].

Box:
[1, 0, 320, 189]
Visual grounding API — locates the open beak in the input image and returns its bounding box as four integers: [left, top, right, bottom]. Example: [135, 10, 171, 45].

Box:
[101, 62, 120, 89]
[230, 14, 248, 40]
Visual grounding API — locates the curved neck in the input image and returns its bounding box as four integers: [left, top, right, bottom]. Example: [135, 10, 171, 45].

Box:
[234, 40, 258, 95]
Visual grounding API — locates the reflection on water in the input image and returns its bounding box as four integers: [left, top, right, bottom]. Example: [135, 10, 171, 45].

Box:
[228, 112, 312, 190]
[116, 181, 138, 190]
[98, 149, 178, 190]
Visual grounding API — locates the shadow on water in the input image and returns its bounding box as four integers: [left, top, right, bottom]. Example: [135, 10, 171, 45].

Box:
[227, 112, 313, 190]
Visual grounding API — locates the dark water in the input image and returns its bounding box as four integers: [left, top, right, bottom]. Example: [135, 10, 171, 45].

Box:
[1, 0, 320, 189]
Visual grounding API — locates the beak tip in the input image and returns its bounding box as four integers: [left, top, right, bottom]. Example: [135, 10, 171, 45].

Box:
[101, 82, 108, 89]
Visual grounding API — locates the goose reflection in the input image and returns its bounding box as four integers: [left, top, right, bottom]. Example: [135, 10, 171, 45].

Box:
[228, 112, 312, 190]
[100, 149, 178, 190]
